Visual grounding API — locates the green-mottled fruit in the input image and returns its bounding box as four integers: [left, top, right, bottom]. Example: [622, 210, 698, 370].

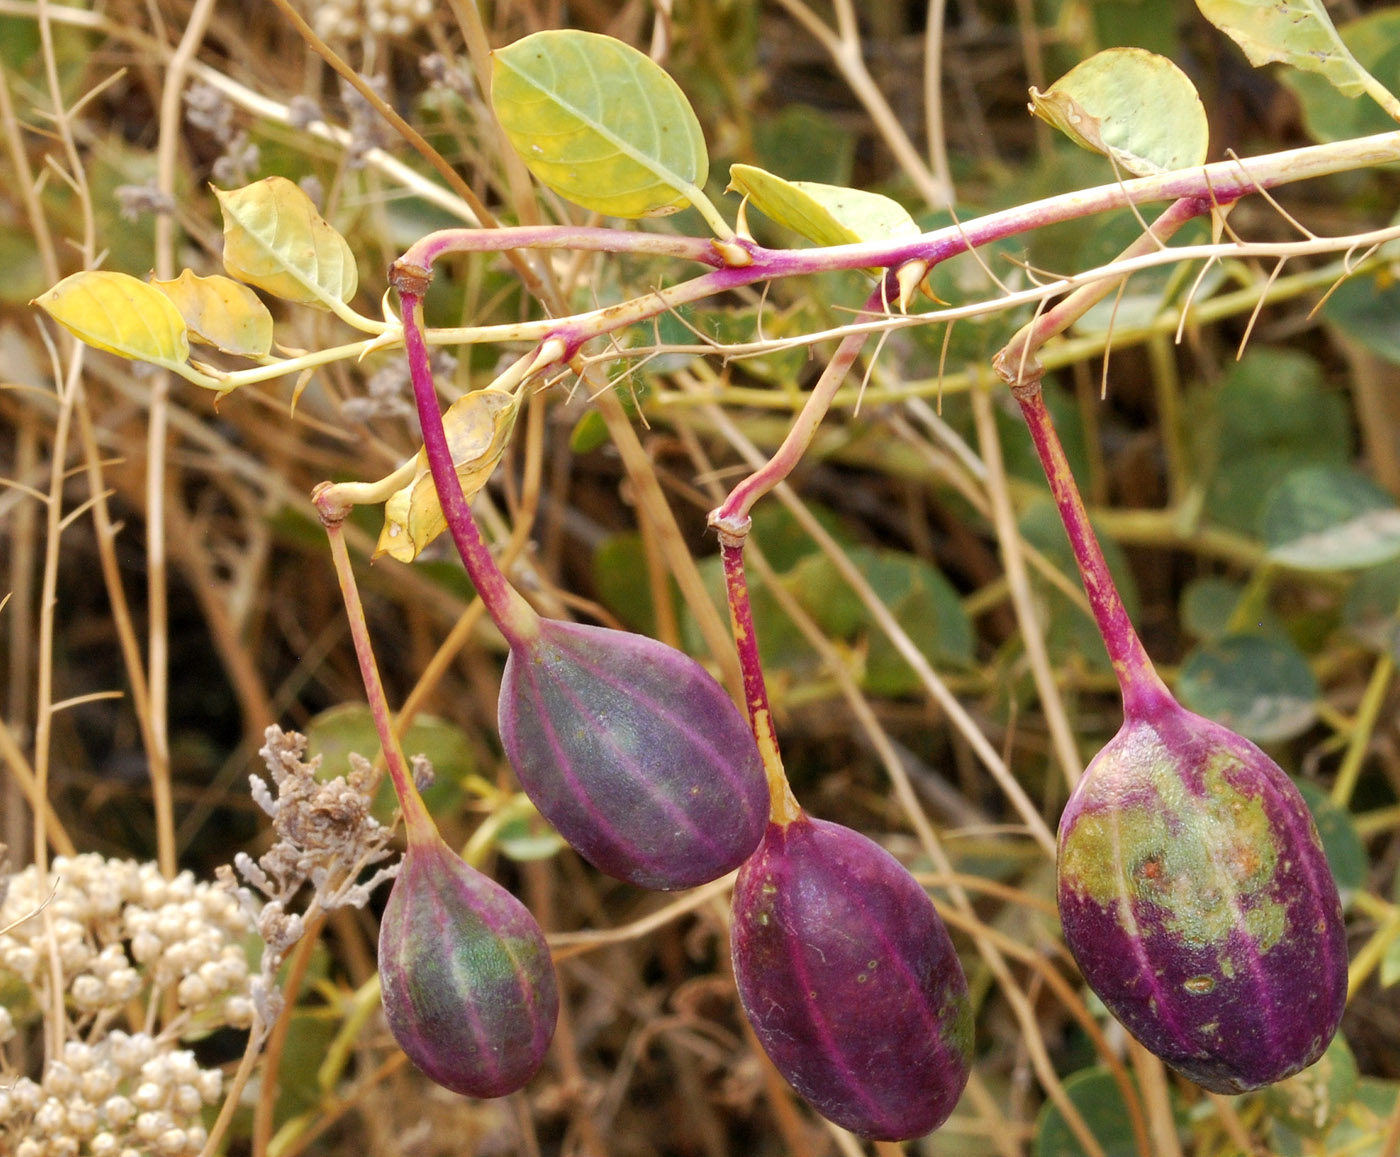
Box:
[1057, 707, 1347, 1093]
[731, 816, 972, 1140]
[378, 836, 557, 1097]
[499, 620, 768, 890]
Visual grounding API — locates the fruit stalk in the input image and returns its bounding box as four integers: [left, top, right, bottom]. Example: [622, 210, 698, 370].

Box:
[1010, 376, 1172, 721]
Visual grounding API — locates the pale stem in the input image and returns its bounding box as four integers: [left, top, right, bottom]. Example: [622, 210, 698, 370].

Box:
[713, 284, 882, 526]
[319, 514, 435, 845]
[715, 522, 802, 825]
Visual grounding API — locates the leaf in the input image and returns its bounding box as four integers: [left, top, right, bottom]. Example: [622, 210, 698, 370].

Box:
[1280, 11, 1400, 144]
[1033, 1067, 1158, 1157]
[33, 270, 190, 369]
[1263, 1034, 1360, 1139]
[1197, 0, 1387, 100]
[1177, 633, 1319, 743]
[1262, 466, 1400, 571]
[376, 389, 520, 562]
[215, 177, 358, 309]
[150, 269, 274, 357]
[1029, 48, 1208, 176]
[728, 164, 920, 249]
[492, 29, 708, 219]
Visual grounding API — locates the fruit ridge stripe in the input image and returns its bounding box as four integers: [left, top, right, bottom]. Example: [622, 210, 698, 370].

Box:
[511, 647, 711, 867]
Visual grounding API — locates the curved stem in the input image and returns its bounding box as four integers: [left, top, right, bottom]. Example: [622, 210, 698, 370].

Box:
[393, 275, 539, 648]
[319, 514, 435, 844]
[716, 523, 801, 825]
[1011, 379, 1172, 720]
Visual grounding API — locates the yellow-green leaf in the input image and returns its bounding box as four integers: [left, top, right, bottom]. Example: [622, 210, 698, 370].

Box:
[376, 389, 520, 562]
[728, 164, 920, 248]
[151, 270, 274, 357]
[215, 177, 358, 309]
[1198, 0, 1393, 103]
[1029, 48, 1208, 176]
[492, 30, 708, 219]
[33, 270, 190, 368]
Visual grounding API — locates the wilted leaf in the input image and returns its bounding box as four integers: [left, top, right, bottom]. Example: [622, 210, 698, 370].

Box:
[1198, 0, 1389, 100]
[376, 389, 520, 562]
[728, 164, 920, 249]
[33, 270, 190, 369]
[1029, 48, 1208, 176]
[215, 176, 358, 309]
[492, 30, 708, 219]
[151, 269, 274, 357]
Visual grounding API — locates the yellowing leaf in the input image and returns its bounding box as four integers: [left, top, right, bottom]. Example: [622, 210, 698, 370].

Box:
[492, 30, 708, 219]
[33, 270, 190, 368]
[1197, 0, 1389, 101]
[376, 389, 520, 562]
[1029, 49, 1208, 177]
[215, 177, 358, 309]
[728, 164, 920, 249]
[151, 270, 274, 357]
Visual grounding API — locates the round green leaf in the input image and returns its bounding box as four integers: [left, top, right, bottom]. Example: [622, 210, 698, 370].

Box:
[1343, 558, 1400, 654]
[1294, 780, 1366, 910]
[1199, 0, 1380, 99]
[492, 30, 708, 219]
[1033, 1067, 1154, 1157]
[1262, 466, 1400, 571]
[1029, 48, 1208, 176]
[1177, 633, 1319, 743]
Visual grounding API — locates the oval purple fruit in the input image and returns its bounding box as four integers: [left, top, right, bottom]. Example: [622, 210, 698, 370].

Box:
[1057, 706, 1346, 1094]
[378, 835, 558, 1097]
[498, 620, 768, 890]
[731, 816, 973, 1140]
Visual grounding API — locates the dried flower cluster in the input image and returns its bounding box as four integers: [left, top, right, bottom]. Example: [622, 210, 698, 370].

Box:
[0, 856, 254, 1155]
[312, 0, 435, 40]
[222, 725, 398, 1023]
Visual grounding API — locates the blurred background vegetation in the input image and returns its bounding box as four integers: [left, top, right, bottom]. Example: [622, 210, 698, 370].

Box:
[4, 0, 1400, 1153]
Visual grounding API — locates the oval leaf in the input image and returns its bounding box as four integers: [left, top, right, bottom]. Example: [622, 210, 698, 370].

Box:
[1029, 48, 1208, 176]
[1177, 633, 1319, 743]
[1198, 0, 1386, 100]
[492, 30, 708, 218]
[151, 270, 274, 357]
[33, 270, 190, 369]
[728, 164, 919, 248]
[1262, 465, 1400, 571]
[377, 389, 520, 562]
[215, 177, 358, 309]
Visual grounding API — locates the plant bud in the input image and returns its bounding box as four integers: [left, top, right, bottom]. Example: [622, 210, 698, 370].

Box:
[499, 621, 768, 890]
[1057, 705, 1347, 1093]
[378, 836, 557, 1097]
[731, 816, 973, 1140]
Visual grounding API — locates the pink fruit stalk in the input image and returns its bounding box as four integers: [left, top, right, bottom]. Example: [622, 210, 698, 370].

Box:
[1014, 380, 1346, 1093]
[718, 529, 972, 1139]
[393, 279, 768, 889]
[321, 515, 558, 1097]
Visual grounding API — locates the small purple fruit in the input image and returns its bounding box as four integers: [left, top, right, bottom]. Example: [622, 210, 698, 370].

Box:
[378, 834, 558, 1097]
[1057, 704, 1347, 1094]
[731, 815, 973, 1140]
[499, 620, 769, 890]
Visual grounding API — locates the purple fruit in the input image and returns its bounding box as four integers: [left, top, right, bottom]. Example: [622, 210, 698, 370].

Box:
[730, 815, 973, 1140]
[378, 834, 558, 1097]
[498, 620, 769, 890]
[1057, 705, 1347, 1094]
